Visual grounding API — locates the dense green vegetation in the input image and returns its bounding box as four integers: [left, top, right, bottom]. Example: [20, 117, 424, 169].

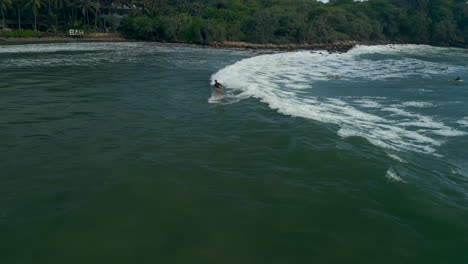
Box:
[1, 0, 467, 47]
[2, 29, 40, 36]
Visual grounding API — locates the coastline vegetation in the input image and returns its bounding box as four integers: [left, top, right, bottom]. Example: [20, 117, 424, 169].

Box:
[0, 0, 467, 47]
[2, 28, 39, 37]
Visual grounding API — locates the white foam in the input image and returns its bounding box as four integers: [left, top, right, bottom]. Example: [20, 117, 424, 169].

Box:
[387, 153, 408, 163]
[382, 107, 416, 117]
[208, 96, 223, 104]
[457, 117, 468, 127]
[401, 101, 434, 108]
[431, 128, 466, 137]
[397, 114, 466, 136]
[354, 99, 382, 108]
[417, 89, 433, 93]
[0, 42, 143, 54]
[386, 167, 406, 182]
[211, 45, 465, 155]
[349, 44, 468, 59]
[346, 45, 467, 78]
[208, 93, 241, 105]
[451, 168, 468, 178]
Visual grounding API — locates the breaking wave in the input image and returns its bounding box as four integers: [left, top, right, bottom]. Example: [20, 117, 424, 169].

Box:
[212, 45, 467, 155]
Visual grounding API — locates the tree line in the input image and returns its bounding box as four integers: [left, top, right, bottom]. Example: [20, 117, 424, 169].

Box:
[0, 0, 137, 32]
[1, 0, 467, 47]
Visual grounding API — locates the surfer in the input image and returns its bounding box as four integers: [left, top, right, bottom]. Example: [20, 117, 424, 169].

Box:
[449, 76, 464, 82]
[214, 80, 223, 95]
[327, 75, 341, 79]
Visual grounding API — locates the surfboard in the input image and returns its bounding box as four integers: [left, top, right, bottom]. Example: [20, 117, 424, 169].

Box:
[208, 94, 224, 103]
[449, 79, 464, 82]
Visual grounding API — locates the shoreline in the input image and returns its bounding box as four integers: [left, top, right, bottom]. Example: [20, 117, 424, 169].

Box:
[0, 37, 364, 52]
[0, 36, 129, 45]
[207, 40, 468, 52]
[208, 40, 359, 53]
[1, 36, 466, 52]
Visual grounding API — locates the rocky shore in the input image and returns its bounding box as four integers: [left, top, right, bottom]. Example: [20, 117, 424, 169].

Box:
[209, 41, 360, 53]
[209, 40, 468, 52]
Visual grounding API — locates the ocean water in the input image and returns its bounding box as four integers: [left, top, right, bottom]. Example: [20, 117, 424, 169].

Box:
[0, 42, 467, 263]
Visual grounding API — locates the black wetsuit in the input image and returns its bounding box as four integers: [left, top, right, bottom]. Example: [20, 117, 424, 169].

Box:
[214, 83, 223, 89]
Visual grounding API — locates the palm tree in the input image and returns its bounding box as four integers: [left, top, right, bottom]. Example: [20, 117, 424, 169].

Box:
[15, 0, 21, 29]
[53, 0, 69, 28]
[44, 11, 58, 32]
[94, 0, 100, 30]
[25, 0, 43, 30]
[78, 0, 95, 26]
[0, 0, 12, 29]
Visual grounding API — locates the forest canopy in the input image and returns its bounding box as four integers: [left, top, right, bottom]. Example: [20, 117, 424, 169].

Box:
[1, 0, 467, 46]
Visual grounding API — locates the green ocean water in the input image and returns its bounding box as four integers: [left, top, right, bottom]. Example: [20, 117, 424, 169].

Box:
[1, 42, 467, 263]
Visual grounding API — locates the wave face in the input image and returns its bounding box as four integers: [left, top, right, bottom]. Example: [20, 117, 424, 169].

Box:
[212, 45, 468, 155]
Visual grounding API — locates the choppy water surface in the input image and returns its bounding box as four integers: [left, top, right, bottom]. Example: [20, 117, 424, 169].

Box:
[1, 42, 467, 263]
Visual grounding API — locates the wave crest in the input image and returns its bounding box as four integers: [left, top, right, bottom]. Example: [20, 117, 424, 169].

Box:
[211, 45, 465, 154]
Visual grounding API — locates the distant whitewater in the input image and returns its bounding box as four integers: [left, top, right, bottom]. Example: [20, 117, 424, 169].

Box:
[212, 45, 468, 155]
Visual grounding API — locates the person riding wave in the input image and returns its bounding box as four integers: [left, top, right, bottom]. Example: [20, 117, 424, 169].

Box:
[214, 80, 223, 95]
[450, 76, 464, 82]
